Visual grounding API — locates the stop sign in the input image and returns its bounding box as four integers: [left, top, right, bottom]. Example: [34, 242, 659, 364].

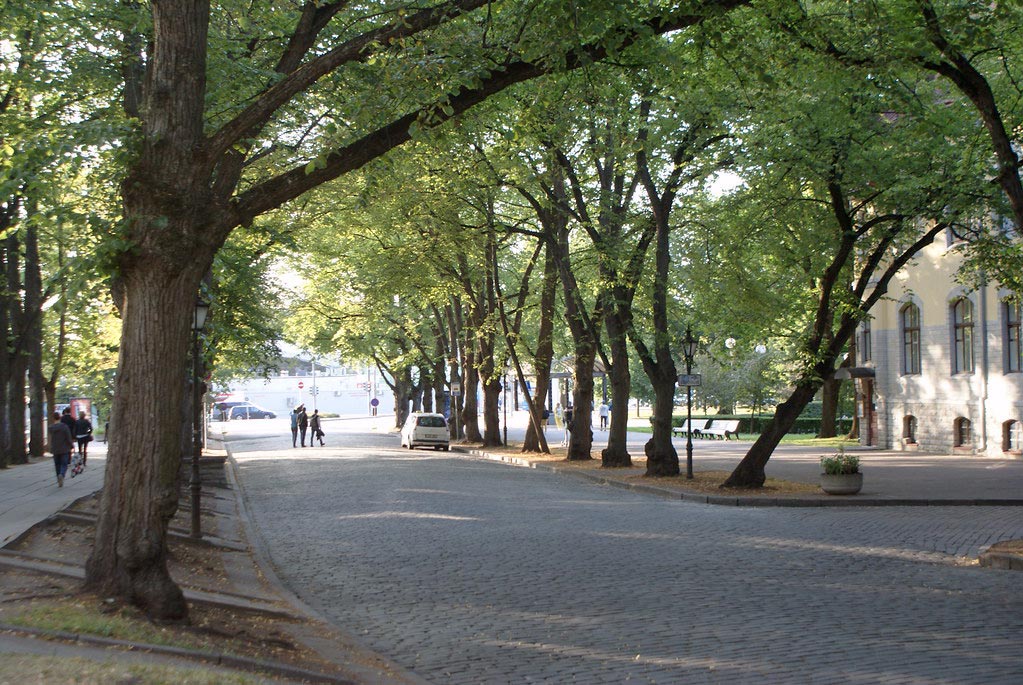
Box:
[298, 381, 304, 389]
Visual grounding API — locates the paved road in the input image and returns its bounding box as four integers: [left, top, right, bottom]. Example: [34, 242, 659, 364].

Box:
[227, 418, 1023, 684]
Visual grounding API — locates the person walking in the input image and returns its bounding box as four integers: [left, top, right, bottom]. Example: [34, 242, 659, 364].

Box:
[73, 411, 93, 465]
[310, 409, 325, 446]
[290, 407, 299, 447]
[298, 405, 309, 447]
[598, 402, 609, 431]
[60, 407, 76, 434]
[48, 411, 74, 487]
[561, 405, 574, 447]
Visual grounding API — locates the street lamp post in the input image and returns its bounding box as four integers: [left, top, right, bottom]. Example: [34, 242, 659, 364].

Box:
[190, 298, 210, 539]
[682, 326, 698, 480]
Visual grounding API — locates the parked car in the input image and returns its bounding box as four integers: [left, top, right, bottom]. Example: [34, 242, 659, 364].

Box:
[400, 413, 450, 450]
[227, 404, 276, 420]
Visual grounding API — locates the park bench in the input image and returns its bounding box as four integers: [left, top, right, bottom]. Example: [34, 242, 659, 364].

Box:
[699, 419, 741, 440]
[672, 419, 709, 438]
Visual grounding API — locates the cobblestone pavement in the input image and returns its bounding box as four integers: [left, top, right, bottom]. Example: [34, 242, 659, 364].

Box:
[228, 422, 1023, 684]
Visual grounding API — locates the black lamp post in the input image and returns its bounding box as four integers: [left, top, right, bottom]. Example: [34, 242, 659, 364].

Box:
[190, 297, 210, 539]
[682, 326, 698, 480]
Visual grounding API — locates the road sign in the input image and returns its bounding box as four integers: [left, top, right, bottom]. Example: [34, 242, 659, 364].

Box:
[370, 398, 379, 407]
[677, 373, 702, 387]
[450, 382, 461, 396]
[298, 381, 304, 389]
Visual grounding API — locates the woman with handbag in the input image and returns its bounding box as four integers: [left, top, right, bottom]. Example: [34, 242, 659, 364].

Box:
[74, 411, 94, 465]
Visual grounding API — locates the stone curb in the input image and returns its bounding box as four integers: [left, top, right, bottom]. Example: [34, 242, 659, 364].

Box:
[0, 622, 353, 683]
[454, 447, 1023, 508]
[977, 543, 1023, 571]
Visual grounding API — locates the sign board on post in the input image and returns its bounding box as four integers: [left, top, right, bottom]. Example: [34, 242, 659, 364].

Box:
[450, 383, 461, 396]
[677, 374, 702, 387]
[298, 381, 304, 389]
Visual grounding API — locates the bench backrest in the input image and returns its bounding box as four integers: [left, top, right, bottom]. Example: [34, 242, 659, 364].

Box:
[708, 419, 740, 431]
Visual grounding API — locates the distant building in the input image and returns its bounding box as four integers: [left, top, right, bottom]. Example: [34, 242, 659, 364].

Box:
[853, 233, 1021, 456]
[220, 362, 394, 417]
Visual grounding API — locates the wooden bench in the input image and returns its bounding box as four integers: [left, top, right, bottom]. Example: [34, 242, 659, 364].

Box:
[699, 419, 741, 440]
[672, 419, 709, 438]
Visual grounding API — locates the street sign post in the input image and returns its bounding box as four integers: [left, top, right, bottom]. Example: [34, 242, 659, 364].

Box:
[450, 382, 461, 396]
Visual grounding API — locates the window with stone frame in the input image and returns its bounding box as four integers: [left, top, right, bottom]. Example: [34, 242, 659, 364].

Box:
[903, 415, 917, 444]
[1006, 298, 1021, 374]
[951, 297, 974, 374]
[1004, 420, 1021, 453]
[860, 318, 872, 364]
[954, 417, 972, 448]
[901, 303, 921, 375]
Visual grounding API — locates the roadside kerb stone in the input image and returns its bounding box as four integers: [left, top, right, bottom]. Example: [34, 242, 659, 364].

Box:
[454, 446, 1023, 507]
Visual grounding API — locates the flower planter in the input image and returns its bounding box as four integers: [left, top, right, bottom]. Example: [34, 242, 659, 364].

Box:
[820, 472, 863, 495]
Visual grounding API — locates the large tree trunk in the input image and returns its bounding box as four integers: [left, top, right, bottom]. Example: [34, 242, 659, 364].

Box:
[818, 377, 839, 438]
[601, 310, 632, 467]
[568, 345, 596, 460]
[5, 232, 27, 465]
[25, 215, 45, 458]
[722, 382, 820, 488]
[85, 0, 215, 620]
[461, 343, 482, 443]
[85, 272, 200, 620]
[646, 371, 680, 476]
[522, 243, 557, 453]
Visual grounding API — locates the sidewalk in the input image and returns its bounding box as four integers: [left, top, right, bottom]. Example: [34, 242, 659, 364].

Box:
[0, 438, 425, 684]
[465, 433, 1023, 505]
[0, 442, 107, 547]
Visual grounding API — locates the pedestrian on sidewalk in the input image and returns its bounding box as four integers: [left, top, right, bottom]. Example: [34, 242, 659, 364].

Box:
[290, 407, 299, 447]
[60, 407, 76, 434]
[598, 402, 609, 430]
[561, 405, 574, 447]
[48, 411, 73, 488]
[298, 405, 309, 447]
[310, 409, 325, 446]
[74, 411, 93, 465]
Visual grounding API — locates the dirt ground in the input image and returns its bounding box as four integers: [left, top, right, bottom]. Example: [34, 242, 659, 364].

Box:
[0, 490, 357, 681]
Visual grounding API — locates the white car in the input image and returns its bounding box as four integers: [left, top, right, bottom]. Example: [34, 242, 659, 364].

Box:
[400, 413, 450, 450]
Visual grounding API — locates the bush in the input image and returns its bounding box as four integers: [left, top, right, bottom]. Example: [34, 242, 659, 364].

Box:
[820, 449, 860, 475]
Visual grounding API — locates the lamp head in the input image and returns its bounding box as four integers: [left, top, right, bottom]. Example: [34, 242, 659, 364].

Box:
[193, 298, 210, 332]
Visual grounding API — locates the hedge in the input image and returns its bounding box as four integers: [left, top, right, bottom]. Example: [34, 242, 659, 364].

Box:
[652, 414, 853, 436]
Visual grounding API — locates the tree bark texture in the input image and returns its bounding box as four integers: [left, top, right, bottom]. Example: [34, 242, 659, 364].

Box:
[601, 309, 632, 467]
[5, 232, 27, 465]
[25, 216, 45, 458]
[722, 383, 819, 488]
[522, 243, 556, 453]
[85, 272, 200, 619]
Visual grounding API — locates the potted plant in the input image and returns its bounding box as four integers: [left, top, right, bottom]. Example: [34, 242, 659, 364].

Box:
[819, 446, 863, 495]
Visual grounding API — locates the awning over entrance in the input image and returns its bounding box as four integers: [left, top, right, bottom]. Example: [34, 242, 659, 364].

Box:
[834, 367, 876, 380]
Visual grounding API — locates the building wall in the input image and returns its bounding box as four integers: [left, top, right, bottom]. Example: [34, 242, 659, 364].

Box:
[865, 238, 1022, 457]
[222, 366, 395, 417]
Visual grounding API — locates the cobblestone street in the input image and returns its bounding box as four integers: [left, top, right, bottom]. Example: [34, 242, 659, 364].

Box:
[229, 421, 1023, 684]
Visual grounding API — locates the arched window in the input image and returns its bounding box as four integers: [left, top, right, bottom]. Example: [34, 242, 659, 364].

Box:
[1004, 420, 1021, 453]
[1006, 298, 1021, 374]
[903, 415, 917, 444]
[952, 297, 974, 374]
[901, 303, 921, 375]
[954, 417, 972, 448]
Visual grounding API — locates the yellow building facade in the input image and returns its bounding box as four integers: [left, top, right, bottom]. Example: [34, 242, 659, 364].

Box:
[857, 234, 1022, 456]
